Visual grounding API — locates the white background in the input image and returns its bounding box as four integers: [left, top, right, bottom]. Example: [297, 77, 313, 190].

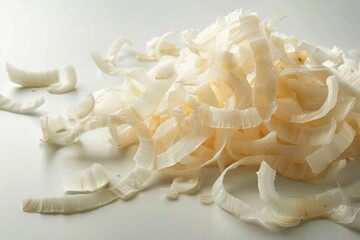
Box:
[0, 0, 360, 239]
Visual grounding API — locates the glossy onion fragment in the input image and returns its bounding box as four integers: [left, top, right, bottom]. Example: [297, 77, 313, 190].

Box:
[24, 9, 360, 229]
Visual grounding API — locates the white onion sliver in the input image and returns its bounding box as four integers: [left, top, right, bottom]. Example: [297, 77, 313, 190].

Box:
[0, 94, 45, 114]
[306, 122, 355, 174]
[6, 62, 59, 87]
[258, 161, 358, 227]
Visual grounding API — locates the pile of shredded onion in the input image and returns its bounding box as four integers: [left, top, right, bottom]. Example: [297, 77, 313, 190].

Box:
[22, 10, 360, 228]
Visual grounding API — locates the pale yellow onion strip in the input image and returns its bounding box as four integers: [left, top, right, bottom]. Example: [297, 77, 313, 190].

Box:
[278, 67, 333, 87]
[214, 129, 230, 171]
[6, 62, 59, 87]
[311, 96, 355, 125]
[67, 93, 95, 119]
[202, 106, 263, 129]
[267, 143, 319, 163]
[161, 130, 227, 176]
[153, 117, 178, 140]
[242, 15, 277, 121]
[306, 122, 355, 174]
[264, 157, 346, 183]
[224, 69, 252, 109]
[47, 65, 77, 94]
[22, 189, 119, 214]
[155, 129, 179, 156]
[231, 132, 277, 155]
[23, 166, 152, 214]
[265, 118, 337, 146]
[40, 114, 125, 145]
[0, 94, 45, 114]
[161, 175, 200, 199]
[40, 108, 153, 170]
[231, 127, 261, 141]
[258, 162, 358, 227]
[130, 60, 175, 119]
[155, 127, 213, 170]
[286, 78, 328, 100]
[108, 125, 138, 149]
[211, 156, 271, 227]
[115, 109, 155, 170]
[275, 75, 339, 123]
[61, 163, 109, 193]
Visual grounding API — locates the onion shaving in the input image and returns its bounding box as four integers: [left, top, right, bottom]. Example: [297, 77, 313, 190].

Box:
[0, 94, 45, 114]
[6, 62, 59, 87]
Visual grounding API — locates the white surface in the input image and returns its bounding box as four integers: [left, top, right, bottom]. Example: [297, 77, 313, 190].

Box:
[0, 0, 360, 239]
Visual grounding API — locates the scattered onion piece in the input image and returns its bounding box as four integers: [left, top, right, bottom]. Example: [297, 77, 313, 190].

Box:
[6, 62, 59, 87]
[0, 94, 45, 114]
[258, 161, 359, 227]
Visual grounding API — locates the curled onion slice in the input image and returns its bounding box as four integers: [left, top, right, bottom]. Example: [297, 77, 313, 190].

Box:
[6, 62, 59, 87]
[0, 94, 45, 114]
[258, 161, 358, 227]
[306, 122, 355, 174]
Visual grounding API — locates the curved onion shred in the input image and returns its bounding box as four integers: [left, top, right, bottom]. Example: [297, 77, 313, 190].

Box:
[23, 9, 360, 229]
[6, 63, 77, 93]
[61, 163, 109, 193]
[6, 62, 59, 87]
[0, 94, 45, 114]
[258, 162, 358, 227]
[306, 122, 355, 174]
